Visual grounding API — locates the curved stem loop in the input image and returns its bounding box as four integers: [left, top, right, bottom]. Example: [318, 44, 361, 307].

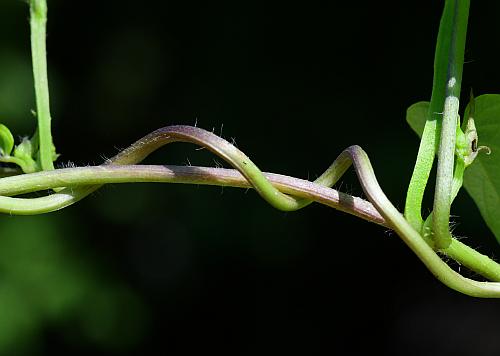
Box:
[0, 125, 499, 297]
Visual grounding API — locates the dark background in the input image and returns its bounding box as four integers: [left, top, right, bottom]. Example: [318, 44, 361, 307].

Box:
[1, 1, 500, 355]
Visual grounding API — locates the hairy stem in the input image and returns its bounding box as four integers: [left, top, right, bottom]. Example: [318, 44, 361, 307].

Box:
[0, 125, 499, 296]
[443, 239, 500, 282]
[0, 126, 355, 215]
[0, 164, 383, 224]
[347, 146, 500, 297]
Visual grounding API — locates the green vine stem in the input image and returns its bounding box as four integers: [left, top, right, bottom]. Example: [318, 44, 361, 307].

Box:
[0, 164, 383, 223]
[0, 125, 355, 214]
[347, 146, 500, 297]
[0, 125, 499, 296]
[404, 0, 469, 239]
[2, 0, 499, 298]
[432, 0, 470, 249]
[404, 0, 454, 231]
[30, 0, 55, 171]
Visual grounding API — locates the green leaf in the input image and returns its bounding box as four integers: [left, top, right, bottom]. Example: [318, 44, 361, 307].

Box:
[0, 124, 14, 156]
[13, 137, 34, 159]
[12, 138, 38, 173]
[461, 95, 500, 243]
[406, 95, 500, 244]
[406, 101, 429, 137]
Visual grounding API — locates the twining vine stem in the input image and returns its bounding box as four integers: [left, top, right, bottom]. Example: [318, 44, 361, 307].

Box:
[9, 0, 500, 297]
[1, 125, 500, 297]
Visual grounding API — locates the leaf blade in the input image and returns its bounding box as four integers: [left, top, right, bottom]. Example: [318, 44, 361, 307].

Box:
[406, 101, 430, 138]
[0, 124, 14, 156]
[462, 94, 500, 243]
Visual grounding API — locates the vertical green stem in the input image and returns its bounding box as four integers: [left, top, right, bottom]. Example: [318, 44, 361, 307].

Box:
[404, 115, 438, 232]
[404, 0, 470, 246]
[30, 0, 55, 171]
[404, 1, 455, 232]
[433, 95, 459, 248]
[433, 0, 470, 249]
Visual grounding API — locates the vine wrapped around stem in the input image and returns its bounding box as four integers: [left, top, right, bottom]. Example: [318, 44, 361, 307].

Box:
[0, 125, 500, 297]
[11, 0, 500, 298]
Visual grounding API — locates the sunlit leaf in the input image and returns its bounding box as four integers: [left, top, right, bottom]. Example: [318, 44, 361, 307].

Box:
[461, 95, 500, 243]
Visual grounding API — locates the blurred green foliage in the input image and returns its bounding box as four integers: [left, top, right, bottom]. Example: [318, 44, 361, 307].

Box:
[0, 3, 148, 352]
[0, 52, 35, 135]
[0, 215, 147, 353]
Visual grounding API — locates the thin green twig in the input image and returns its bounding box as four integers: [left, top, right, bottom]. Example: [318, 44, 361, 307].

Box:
[30, 0, 55, 171]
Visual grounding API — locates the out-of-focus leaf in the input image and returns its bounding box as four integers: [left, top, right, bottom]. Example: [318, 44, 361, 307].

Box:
[12, 137, 38, 173]
[0, 123, 14, 155]
[0, 53, 35, 133]
[0, 215, 147, 352]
